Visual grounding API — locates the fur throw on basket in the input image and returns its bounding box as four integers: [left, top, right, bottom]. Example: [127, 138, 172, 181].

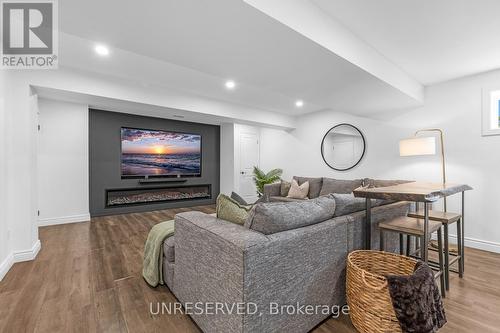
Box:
[386, 261, 447, 333]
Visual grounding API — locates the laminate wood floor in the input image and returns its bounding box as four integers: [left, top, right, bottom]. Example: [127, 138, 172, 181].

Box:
[1, 205, 499, 333]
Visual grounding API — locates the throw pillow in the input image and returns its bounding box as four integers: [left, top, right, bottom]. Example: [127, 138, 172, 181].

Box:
[319, 178, 363, 195]
[216, 194, 252, 225]
[287, 179, 309, 199]
[280, 180, 291, 197]
[293, 176, 323, 198]
[230, 191, 248, 205]
[244, 194, 336, 234]
[332, 193, 367, 217]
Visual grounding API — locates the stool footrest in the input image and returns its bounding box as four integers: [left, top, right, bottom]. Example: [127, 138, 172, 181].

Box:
[408, 210, 461, 224]
[379, 216, 442, 236]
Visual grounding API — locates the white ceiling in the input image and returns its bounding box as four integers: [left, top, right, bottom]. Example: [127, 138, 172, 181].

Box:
[313, 0, 500, 85]
[57, 0, 422, 117]
[55, 0, 500, 118]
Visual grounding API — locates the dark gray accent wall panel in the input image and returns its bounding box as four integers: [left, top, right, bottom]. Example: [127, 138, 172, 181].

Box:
[89, 109, 220, 216]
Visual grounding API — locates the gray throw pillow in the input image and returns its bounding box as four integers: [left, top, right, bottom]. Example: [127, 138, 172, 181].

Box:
[332, 193, 367, 217]
[245, 194, 336, 235]
[293, 176, 323, 199]
[280, 180, 291, 197]
[230, 191, 248, 206]
[319, 178, 363, 195]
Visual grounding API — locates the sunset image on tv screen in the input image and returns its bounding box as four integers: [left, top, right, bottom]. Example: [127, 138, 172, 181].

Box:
[121, 127, 201, 177]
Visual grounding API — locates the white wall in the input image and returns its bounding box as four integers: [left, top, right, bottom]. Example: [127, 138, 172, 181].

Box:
[37, 99, 90, 226]
[0, 72, 10, 280]
[220, 123, 236, 195]
[259, 110, 405, 181]
[382, 69, 500, 253]
[2, 72, 40, 278]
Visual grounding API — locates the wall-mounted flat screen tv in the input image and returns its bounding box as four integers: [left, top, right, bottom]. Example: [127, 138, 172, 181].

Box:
[121, 127, 201, 178]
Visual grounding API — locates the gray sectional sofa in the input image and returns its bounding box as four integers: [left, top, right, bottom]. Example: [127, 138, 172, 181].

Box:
[162, 177, 411, 333]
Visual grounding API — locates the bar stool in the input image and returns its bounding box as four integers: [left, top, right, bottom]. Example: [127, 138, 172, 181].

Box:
[408, 209, 464, 291]
[379, 216, 446, 297]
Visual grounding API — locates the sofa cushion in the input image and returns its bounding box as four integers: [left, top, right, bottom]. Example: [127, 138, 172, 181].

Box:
[280, 180, 291, 197]
[293, 176, 323, 198]
[263, 183, 281, 197]
[363, 178, 413, 188]
[287, 179, 309, 199]
[332, 193, 367, 217]
[245, 194, 336, 235]
[216, 194, 252, 225]
[163, 236, 176, 263]
[319, 178, 363, 195]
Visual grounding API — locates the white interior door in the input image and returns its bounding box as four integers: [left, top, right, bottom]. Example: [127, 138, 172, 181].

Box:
[238, 133, 259, 202]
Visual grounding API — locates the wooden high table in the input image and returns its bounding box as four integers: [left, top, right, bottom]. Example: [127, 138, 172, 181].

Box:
[353, 182, 472, 263]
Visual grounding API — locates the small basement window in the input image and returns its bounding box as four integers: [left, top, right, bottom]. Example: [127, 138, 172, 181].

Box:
[482, 89, 500, 136]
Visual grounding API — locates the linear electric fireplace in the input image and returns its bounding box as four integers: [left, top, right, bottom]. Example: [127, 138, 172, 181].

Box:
[106, 184, 211, 207]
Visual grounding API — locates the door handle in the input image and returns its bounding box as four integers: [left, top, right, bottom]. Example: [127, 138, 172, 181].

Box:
[240, 171, 245, 175]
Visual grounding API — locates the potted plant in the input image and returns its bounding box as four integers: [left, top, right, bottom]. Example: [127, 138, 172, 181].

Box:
[252, 166, 283, 197]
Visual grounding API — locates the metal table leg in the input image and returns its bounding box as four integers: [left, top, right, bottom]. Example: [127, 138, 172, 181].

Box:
[444, 223, 449, 290]
[423, 202, 430, 262]
[365, 198, 372, 250]
[457, 217, 464, 278]
[399, 234, 404, 254]
[461, 191, 465, 273]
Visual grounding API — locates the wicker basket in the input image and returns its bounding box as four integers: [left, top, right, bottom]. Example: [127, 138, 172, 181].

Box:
[347, 250, 418, 333]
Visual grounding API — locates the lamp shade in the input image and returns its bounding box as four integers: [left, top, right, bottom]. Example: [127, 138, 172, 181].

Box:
[399, 137, 436, 156]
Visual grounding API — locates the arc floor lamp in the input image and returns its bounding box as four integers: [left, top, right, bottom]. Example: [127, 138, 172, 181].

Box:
[399, 128, 447, 211]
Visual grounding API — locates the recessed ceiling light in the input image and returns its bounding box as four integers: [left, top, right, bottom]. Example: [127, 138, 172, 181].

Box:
[95, 44, 110, 56]
[225, 80, 236, 90]
[295, 100, 304, 108]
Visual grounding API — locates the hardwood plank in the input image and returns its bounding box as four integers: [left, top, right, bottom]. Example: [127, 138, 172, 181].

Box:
[94, 288, 128, 333]
[0, 289, 21, 332]
[2, 260, 50, 332]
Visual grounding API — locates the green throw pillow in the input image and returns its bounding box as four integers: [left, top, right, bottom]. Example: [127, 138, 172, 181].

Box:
[216, 194, 252, 225]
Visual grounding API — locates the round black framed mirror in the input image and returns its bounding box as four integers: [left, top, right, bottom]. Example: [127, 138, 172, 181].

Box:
[321, 124, 366, 171]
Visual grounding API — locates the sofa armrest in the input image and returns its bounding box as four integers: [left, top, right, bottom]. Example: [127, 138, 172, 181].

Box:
[263, 182, 281, 197]
[172, 211, 269, 333]
[175, 211, 269, 249]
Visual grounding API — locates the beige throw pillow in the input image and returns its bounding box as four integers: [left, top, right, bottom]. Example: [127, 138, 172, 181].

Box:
[287, 179, 309, 199]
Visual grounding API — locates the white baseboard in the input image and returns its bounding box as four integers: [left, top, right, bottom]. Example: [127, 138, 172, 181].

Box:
[38, 213, 90, 227]
[431, 233, 500, 254]
[12, 239, 41, 262]
[0, 253, 14, 282]
[450, 234, 500, 254]
[0, 239, 41, 281]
